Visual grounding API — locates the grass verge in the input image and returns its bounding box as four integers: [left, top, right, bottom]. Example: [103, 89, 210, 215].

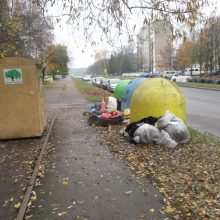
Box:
[72, 78, 111, 102]
[119, 77, 220, 90]
[176, 82, 220, 90]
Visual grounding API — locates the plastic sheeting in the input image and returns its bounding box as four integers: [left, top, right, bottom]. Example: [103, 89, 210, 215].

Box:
[106, 96, 117, 112]
[113, 79, 131, 99]
[157, 111, 190, 144]
[130, 78, 186, 123]
[121, 78, 147, 111]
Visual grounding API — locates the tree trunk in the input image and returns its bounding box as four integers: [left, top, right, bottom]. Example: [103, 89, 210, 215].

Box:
[0, 0, 9, 22]
[42, 67, 46, 84]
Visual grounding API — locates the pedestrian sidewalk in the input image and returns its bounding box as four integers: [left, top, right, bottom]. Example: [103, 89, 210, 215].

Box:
[30, 77, 168, 220]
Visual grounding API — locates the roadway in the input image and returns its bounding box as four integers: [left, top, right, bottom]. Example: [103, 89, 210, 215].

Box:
[181, 87, 220, 137]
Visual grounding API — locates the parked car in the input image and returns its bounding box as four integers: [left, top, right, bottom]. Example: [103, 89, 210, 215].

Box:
[106, 78, 121, 92]
[54, 74, 62, 80]
[100, 78, 109, 89]
[171, 75, 191, 82]
[215, 79, 220, 84]
[162, 71, 177, 79]
[184, 68, 204, 76]
[94, 77, 104, 87]
[91, 77, 96, 84]
[212, 70, 220, 75]
[75, 75, 83, 79]
[44, 75, 53, 83]
[82, 75, 92, 81]
[141, 72, 160, 78]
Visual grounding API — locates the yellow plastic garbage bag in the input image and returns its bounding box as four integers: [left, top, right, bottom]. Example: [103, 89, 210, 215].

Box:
[130, 78, 186, 123]
[123, 108, 130, 117]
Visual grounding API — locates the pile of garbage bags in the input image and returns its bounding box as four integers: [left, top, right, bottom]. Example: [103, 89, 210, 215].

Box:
[84, 77, 190, 148]
[125, 112, 190, 148]
[86, 96, 124, 127]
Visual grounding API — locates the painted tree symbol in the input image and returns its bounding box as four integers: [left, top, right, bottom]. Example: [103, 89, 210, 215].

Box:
[5, 69, 21, 81]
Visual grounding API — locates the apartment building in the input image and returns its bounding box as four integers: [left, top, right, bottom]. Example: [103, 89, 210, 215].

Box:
[137, 20, 173, 73]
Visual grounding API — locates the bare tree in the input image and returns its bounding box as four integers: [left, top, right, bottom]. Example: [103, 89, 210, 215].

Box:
[0, 0, 9, 22]
[0, 0, 53, 59]
[32, 0, 211, 43]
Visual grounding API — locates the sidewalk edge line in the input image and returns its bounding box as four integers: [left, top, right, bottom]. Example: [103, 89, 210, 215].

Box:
[16, 83, 65, 220]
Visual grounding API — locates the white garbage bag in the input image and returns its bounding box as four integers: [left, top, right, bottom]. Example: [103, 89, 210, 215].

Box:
[160, 130, 178, 148]
[157, 111, 190, 144]
[132, 124, 161, 144]
[106, 96, 117, 113]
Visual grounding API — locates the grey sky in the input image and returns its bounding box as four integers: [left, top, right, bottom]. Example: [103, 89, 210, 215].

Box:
[51, 0, 219, 68]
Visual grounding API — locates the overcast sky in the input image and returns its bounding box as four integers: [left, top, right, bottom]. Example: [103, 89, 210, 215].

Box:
[51, 0, 219, 69]
[53, 22, 95, 68]
[53, 16, 129, 69]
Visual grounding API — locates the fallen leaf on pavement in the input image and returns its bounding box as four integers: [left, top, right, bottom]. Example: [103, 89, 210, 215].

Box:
[14, 202, 21, 209]
[58, 212, 67, 216]
[62, 178, 69, 185]
[30, 191, 36, 201]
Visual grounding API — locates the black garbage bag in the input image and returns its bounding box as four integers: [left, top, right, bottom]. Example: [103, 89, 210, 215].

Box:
[125, 116, 159, 138]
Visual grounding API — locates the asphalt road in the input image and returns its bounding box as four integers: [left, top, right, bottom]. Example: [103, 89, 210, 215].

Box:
[181, 87, 220, 137]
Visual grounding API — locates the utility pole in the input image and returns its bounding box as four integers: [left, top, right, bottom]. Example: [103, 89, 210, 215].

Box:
[148, 23, 151, 73]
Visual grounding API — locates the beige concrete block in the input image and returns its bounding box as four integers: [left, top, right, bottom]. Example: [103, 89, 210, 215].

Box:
[0, 57, 46, 139]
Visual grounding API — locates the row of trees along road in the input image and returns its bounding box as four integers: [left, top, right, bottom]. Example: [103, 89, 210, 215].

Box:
[0, 0, 69, 83]
[87, 48, 138, 75]
[176, 16, 220, 75]
[88, 15, 220, 76]
[29, 0, 211, 76]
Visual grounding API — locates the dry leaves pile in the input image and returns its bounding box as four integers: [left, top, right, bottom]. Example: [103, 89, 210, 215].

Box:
[97, 125, 220, 220]
[85, 88, 111, 97]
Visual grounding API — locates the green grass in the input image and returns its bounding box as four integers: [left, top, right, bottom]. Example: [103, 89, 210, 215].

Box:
[176, 82, 220, 90]
[72, 78, 111, 102]
[111, 75, 220, 90]
[72, 78, 94, 92]
[189, 127, 220, 144]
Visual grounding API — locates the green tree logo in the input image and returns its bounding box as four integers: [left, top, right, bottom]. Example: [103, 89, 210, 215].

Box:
[5, 69, 21, 81]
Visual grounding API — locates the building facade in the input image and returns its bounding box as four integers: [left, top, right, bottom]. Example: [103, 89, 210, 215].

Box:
[137, 24, 153, 72]
[137, 20, 173, 73]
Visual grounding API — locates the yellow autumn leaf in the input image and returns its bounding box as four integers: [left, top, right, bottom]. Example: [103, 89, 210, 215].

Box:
[165, 206, 174, 213]
[30, 195, 36, 201]
[14, 202, 21, 209]
[149, 208, 155, 213]
[58, 212, 67, 216]
[63, 180, 69, 185]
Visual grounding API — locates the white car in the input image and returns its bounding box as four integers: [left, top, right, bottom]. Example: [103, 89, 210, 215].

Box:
[171, 75, 191, 82]
[107, 78, 121, 92]
[184, 68, 204, 76]
[82, 75, 92, 81]
[94, 77, 104, 86]
[162, 71, 177, 79]
[44, 76, 53, 83]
